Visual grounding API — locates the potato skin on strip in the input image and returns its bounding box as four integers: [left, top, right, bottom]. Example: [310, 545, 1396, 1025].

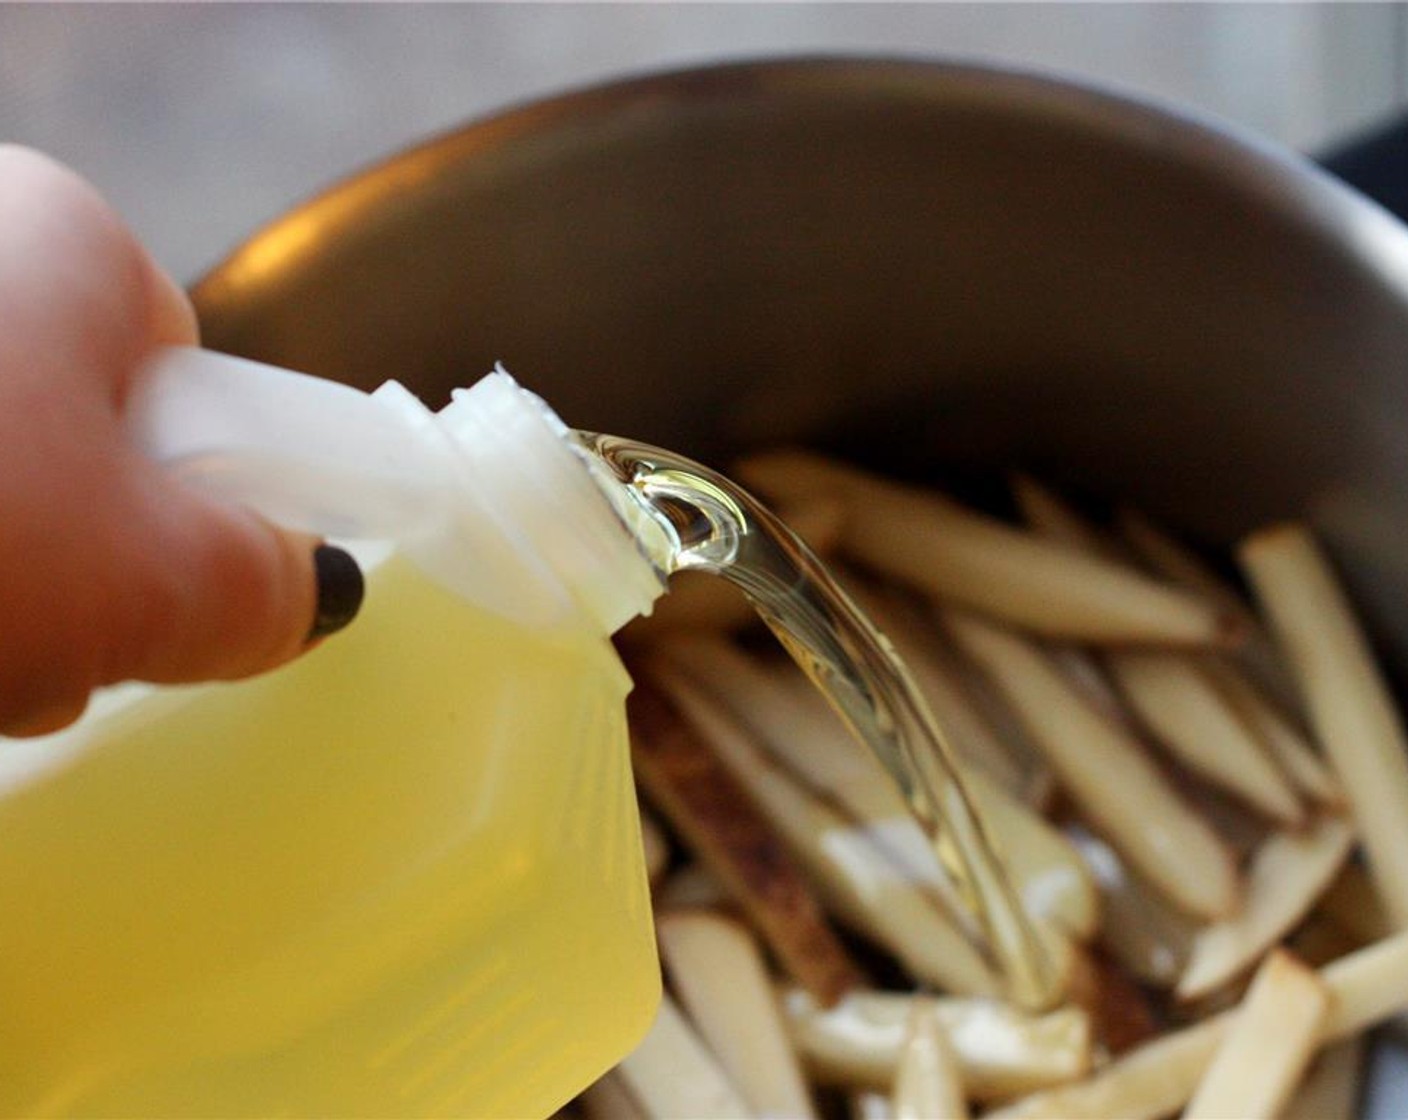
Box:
[628, 683, 863, 1005]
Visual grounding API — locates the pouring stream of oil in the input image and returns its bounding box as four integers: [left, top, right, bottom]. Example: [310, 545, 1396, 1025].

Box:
[582, 434, 1062, 1011]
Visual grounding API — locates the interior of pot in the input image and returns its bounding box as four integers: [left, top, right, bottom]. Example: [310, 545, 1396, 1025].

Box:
[193, 56, 1408, 681]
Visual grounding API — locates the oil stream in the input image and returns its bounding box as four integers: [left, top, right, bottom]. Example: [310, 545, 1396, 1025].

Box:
[581, 434, 1063, 1012]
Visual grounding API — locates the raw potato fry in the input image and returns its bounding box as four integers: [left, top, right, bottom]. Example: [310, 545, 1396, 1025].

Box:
[616, 993, 755, 1119]
[1177, 814, 1354, 1000]
[782, 987, 1091, 1102]
[1240, 523, 1408, 928]
[985, 1014, 1225, 1120]
[645, 665, 1004, 997]
[1064, 825, 1197, 988]
[943, 610, 1239, 920]
[1104, 650, 1305, 825]
[1015, 479, 1304, 824]
[1043, 644, 1128, 728]
[656, 910, 817, 1120]
[658, 635, 1097, 941]
[580, 1074, 648, 1120]
[1200, 655, 1344, 809]
[990, 926, 1408, 1120]
[1166, 765, 1271, 861]
[628, 684, 862, 1005]
[892, 999, 967, 1120]
[1183, 951, 1329, 1120]
[737, 451, 1238, 647]
[1281, 1037, 1363, 1120]
[1118, 505, 1304, 714]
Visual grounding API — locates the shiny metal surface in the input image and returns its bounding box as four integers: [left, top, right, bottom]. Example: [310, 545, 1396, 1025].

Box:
[193, 56, 1408, 679]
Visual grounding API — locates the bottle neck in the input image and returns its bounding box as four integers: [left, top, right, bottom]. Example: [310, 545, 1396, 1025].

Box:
[423, 371, 668, 636]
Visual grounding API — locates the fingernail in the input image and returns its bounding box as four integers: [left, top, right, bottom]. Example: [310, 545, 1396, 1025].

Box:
[308, 545, 365, 641]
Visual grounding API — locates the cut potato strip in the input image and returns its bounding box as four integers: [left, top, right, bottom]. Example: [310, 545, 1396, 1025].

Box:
[657, 910, 817, 1120]
[943, 610, 1238, 920]
[1200, 654, 1344, 809]
[658, 635, 1097, 941]
[990, 927, 1408, 1119]
[628, 684, 862, 1005]
[782, 988, 1091, 1102]
[1043, 645, 1128, 729]
[1183, 950, 1329, 1120]
[1105, 650, 1304, 824]
[985, 1014, 1224, 1120]
[736, 451, 1237, 646]
[1177, 814, 1353, 1000]
[1064, 825, 1196, 988]
[1240, 523, 1408, 928]
[579, 1073, 648, 1120]
[645, 666, 1003, 996]
[892, 999, 968, 1120]
[1015, 481, 1304, 823]
[1118, 505, 1305, 713]
[1281, 1037, 1363, 1120]
[617, 993, 755, 1119]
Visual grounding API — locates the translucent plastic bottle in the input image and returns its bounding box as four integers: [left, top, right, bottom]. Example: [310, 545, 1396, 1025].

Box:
[0, 353, 669, 1118]
[0, 349, 1049, 1117]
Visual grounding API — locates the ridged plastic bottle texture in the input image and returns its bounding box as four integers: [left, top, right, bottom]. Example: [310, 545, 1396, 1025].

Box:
[0, 565, 659, 1118]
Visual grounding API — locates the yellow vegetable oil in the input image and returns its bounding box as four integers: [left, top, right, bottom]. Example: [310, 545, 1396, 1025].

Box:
[0, 554, 657, 1118]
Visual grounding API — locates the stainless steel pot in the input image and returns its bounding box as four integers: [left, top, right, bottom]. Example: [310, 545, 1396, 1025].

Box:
[192, 57, 1408, 684]
[194, 56, 1408, 1109]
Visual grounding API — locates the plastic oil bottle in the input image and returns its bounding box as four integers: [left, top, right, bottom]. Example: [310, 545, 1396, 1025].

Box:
[0, 349, 1054, 1117]
[0, 354, 669, 1118]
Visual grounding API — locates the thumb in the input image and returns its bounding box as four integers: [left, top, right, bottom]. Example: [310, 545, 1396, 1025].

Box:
[111, 452, 366, 687]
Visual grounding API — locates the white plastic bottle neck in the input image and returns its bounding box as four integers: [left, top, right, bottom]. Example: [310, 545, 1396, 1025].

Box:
[131, 349, 667, 636]
[416, 371, 667, 634]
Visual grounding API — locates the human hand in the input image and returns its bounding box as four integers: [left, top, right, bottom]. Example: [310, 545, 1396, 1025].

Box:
[0, 146, 363, 736]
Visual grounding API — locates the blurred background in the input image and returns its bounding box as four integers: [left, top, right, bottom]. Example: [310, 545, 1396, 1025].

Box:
[2, 3, 1407, 286]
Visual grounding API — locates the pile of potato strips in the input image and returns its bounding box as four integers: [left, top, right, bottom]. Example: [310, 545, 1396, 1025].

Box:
[570, 449, 1408, 1120]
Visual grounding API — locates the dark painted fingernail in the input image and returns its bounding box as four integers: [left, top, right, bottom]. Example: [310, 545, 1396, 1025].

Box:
[308, 545, 365, 641]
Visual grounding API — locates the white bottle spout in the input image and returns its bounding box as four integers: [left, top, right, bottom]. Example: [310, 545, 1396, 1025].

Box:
[127, 347, 665, 634]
